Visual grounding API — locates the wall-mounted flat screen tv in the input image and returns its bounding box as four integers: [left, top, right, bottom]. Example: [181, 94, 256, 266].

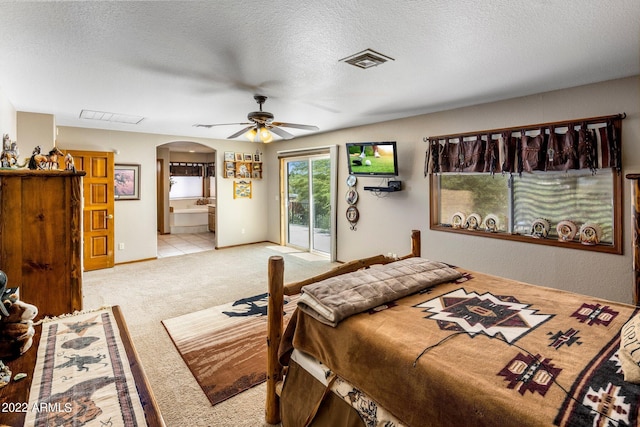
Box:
[346, 141, 398, 176]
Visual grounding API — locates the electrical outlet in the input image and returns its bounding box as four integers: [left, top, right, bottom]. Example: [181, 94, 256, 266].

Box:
[118, 243, 125, 250]
[241, 228, 245, 234]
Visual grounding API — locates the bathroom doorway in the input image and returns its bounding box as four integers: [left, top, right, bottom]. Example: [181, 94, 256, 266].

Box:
[156, 141, 217, 252]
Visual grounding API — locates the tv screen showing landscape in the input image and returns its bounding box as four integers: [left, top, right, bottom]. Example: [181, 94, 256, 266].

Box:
[346, 141, 398, 176]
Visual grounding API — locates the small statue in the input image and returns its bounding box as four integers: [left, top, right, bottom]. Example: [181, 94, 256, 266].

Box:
[0, 134, 20, 168]
[28, 146, 64, 170]
[27, 146, 42, 170]
[64, 153, 76, 172]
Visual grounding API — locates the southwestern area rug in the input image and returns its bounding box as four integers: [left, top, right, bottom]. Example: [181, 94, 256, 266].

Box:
[25, 307, 148, 427]
[162, 293, 299, 406]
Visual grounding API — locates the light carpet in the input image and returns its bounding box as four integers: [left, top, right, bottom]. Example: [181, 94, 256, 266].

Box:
[82, 243, 337, 427]
[162, 293, 299, 406]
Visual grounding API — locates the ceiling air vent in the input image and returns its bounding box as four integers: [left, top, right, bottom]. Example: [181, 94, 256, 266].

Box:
[80, 109, 144, 124]
[339, 49, 395, 69]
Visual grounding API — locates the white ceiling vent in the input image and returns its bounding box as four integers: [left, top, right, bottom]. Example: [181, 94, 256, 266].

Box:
[339, 49, 395, 69]
[80, 109, 145, 124]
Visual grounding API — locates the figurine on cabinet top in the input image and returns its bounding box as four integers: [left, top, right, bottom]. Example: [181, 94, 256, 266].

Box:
[0, 134, 20, 168]
[28, 146, 64, 170]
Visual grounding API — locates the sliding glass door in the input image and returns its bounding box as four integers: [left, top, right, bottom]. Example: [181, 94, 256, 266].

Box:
[284, 154, 332, 255]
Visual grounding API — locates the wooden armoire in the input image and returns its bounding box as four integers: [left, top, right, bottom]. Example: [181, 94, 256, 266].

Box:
[0, 169, 85, 317]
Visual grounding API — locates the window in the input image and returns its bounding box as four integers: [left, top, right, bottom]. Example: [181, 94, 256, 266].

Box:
[170, 176, 204, 199]
[433, 169, 620, 252]
[169, 162, 214, 199]
[428, 114, 623, 254]
[439, 174, 509, 232]
[512, 171, 615, 243]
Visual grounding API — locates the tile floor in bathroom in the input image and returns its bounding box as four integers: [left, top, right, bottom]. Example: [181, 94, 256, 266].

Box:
[157, 231, 216, 258]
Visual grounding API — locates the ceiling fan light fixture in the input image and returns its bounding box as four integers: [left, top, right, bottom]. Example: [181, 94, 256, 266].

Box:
[259, 126, 273, 143]
[244, 128, 257, 142]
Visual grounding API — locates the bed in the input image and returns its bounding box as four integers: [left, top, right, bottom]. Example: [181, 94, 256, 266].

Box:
[265, 230, 640, 427]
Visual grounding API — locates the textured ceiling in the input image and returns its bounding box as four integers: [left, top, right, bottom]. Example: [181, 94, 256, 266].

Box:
[0, 0, 638, 145]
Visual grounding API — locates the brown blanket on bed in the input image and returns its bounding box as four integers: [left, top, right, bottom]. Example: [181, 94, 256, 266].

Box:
[281, 269, 640, 427]
[297, 258, 462, 326]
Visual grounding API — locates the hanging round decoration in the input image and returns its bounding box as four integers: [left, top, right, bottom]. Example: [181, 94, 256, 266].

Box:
[464, 213, 482, 230]
[346, 206, 359, 230]
[451, 212, 466, 229]
[346, 174, 357, 187]
[345, 188, 359, 205]
[579, 222, 602, 245]
[530, 218, 551, 238]
[483, 214, 500, 232]
[556, 220, 578, 242]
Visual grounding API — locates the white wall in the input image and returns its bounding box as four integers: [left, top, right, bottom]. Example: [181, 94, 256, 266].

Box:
[0, 86, 16, 140]
[264, 76, 640, 304]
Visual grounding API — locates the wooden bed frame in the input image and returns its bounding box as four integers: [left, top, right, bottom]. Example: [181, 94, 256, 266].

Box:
[265, 229, 421, 424]
[0, 305, 165, 426]
[266, 173, 640, 424]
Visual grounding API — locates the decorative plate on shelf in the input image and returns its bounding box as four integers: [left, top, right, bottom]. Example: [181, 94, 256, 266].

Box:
[530, 218, 551, 238]
[556, 220, 578, 242]
[464, 213, 482, 230]
[579, 222, 602, 245]
[451, 212, 466, 229]
[483, 214, 499, 232]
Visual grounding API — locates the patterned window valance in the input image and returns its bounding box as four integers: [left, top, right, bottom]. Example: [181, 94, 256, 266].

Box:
[425, 114, 624, 175]
[170, 162, 210, 177]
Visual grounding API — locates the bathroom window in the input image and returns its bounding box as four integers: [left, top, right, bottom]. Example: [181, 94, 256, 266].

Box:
[170, 176, 204, 199]
[169, 161, 215, 199]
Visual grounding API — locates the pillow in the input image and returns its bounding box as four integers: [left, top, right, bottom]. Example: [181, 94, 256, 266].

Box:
[620, 313, 640, 383]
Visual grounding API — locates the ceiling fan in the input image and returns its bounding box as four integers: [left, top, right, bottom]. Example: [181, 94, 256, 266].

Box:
[194, 95, 319, 143]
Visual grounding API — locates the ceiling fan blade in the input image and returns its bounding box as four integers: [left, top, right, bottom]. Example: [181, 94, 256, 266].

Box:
[271, 121, 319, 131]
[193, 122, 251, 128]
[269, 126, 295, 140]
[228, 125, 255, 139]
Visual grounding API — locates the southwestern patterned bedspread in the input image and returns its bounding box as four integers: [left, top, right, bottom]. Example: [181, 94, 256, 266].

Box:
[280, 268, 640, 427]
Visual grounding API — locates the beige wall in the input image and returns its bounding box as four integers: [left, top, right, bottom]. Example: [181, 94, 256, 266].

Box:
[7, 76, 640, 304]
[264, 76, 640, 304]
[56, 127, 269, 263]
[16, 111, 55, 150]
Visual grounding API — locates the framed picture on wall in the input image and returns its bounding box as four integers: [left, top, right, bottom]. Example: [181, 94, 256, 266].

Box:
[114, 164, 140, 200]
[224, 152, 235, 161]
[234, 153, 243, 162]
[233, 180, 252, 199]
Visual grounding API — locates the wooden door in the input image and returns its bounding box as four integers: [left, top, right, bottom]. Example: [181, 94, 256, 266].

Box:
[67, 150, 115, 271]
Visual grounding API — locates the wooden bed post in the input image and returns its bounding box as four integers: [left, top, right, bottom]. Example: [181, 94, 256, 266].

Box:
[266, 255, 284, 425]
[627, 174, 640, 305]
[411, 229, 421, 257]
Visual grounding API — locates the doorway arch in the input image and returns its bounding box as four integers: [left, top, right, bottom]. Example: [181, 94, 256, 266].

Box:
[156, 141, 216, 238]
